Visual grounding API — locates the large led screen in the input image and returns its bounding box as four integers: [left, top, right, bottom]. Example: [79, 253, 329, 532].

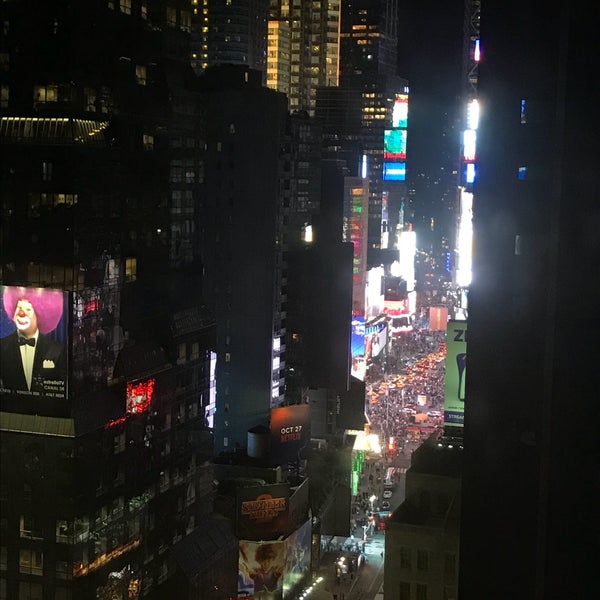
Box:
[0, 285, 69, 413]
[283, 519, 312, 597]
[384, 129, 407, 160]
[239, 540, 285, 599]
[270, 404, 311, 467]
[444, 320, 467, 427]
[350, 316, 366, 381]
[392, 94, 409, 128]
[382, 162, 406, 181]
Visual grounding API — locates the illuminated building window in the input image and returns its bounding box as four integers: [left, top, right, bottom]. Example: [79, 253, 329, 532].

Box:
[56, 520, 73, 544]
[140, 2, 147, 19]
[518, 166, 527, 180]
[19, 549, 43, 575]
[143, 134, 153, 149]
[520, 99, 527, 124]
[125, 257, 137, 281]
[119, 0, 131, 15]
[225, 352, 231, 362]
[135, 64, 146, 85]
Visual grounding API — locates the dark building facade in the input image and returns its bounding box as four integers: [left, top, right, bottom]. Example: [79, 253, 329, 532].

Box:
[459, 3, 599, 599]
[0, 3, 224, 599]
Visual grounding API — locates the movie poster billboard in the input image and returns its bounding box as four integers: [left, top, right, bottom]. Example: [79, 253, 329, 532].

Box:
[239, 539, 285, 600]
[270, 404, 311, 467]
[237, 483, 290, 540]
[283, 519, 312, 598]
[0, 285, 69, 414]
[444, 320, 467, 427]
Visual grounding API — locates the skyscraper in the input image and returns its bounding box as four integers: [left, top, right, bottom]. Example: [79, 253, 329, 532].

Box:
[268, 0, 341, 114]
[459, 3, 599, 598]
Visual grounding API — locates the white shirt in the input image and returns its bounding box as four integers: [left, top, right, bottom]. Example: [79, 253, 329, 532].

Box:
[18, 330, 39, 391]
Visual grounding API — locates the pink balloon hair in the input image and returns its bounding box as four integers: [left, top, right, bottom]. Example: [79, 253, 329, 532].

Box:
[3, 286, 65, 334]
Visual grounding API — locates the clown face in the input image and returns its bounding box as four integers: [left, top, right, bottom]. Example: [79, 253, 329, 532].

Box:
[13, 299, 38, 338]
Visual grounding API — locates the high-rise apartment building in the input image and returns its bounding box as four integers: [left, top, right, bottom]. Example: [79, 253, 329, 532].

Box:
[339, 0, 399, 79]
[268, 0, 341, 114]
[190, 0, 269, 79]
[459, 3, 599, 599]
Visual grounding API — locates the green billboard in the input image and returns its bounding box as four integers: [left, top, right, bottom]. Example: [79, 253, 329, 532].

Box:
[444, 320, 467, 427]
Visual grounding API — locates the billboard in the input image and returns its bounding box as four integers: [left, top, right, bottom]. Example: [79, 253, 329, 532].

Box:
[126, 378, 155, 415]
[384, 129, 407, 160]
[239, 540, 285, 600]
[392, 94, 409, 128]
[270, 404, 311, 466]
[350, 316, 366, 381]
[0, 285, 69, 414]
[237, 483, 290, 540]
[282, 520, 312, 597]
[382, 161, 406, 181]
[444, 320, 467, 427]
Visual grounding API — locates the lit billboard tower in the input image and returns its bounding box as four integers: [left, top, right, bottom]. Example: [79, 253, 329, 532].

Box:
[455, 0, 481, 315]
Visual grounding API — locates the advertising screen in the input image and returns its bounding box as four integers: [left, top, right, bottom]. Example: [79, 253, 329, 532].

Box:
[384, 129, 407, 160]
[392, 94, 409, 128]
[239, 539, 285, 600]
[350, 316, 366, 381]
[237, 483, 290, 541]
[444, 320, 467, 427]
[282, 520, 311, 597]
[382, 162, 406, 181]
[0, 285, 69, 414]
[270, 404, 311, 467]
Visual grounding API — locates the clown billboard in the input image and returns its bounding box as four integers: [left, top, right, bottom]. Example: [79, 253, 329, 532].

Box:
[0, 285, 69, 413]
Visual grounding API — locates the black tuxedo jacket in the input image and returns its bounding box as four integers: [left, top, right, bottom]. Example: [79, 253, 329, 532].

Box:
[0, 331, 66, 394]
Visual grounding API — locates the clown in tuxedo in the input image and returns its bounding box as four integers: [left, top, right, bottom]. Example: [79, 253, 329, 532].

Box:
[0, 287, 66, 395]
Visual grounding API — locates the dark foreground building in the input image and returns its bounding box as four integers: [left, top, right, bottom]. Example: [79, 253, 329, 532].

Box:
[459, 3, 600, 599]
[0, 3, 232, 599]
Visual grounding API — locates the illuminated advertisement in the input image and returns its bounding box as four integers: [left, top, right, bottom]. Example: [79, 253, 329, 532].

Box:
[270, 404, 311, 466]
[384, 129, 407, 160]
[0, 285, 69, 412]
[237, 483, 290, 540]
[282, 520, 311, 597]
[392, 94, 409, 128]
[350, 316, 366, 381]
[126, 378, 155, 415]
[444, 320, 468, 427]
[382, 161, 406, 181]
[365, 319, 386, 363]
[239, 540, 285, 600]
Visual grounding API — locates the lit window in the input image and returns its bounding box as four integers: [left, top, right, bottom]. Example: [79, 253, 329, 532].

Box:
[143, 134, 154, 149]
[125, 257, 137, 281]
[140, 2, 147, 19]
[33, 84, 58, 104]
[518, 166, 527, 180]
[19, 549, 43, 575]
[119, 0, 131, 15]
[135, 65, 147, 85]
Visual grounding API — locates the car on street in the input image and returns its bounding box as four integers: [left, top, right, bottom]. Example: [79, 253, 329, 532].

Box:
[381, 500, 391, 510]
[383, 489, 393, 499]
